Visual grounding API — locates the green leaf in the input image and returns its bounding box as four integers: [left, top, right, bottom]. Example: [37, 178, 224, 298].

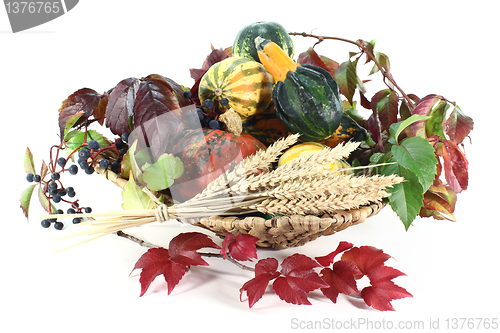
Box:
[20, 184, 37, 218]
[38, 186, 56, 214]
[391, 137, 437, 193]
[63, 112, 84, 141]
[122, 171, 153, 210]
[334, 60, 358, 104]
[388, 114, 432, 144]
[382, 159, 424, 230]
[65, 130, 110, 158]
[142, 153, 184, 191]
[425, 99, 449, 139]
[24, 148, 36, 175]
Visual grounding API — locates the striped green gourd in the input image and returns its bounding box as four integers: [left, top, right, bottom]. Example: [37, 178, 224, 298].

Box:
[232, 21, 294, 63]
[198, 56, 274, 120]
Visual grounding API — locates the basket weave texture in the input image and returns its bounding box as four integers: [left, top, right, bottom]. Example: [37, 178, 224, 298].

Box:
[187, 201, 384, 249]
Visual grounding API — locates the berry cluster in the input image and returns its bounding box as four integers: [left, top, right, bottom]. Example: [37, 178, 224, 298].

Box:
[182, 90, 229, 130]
[26, 131, 130, 230]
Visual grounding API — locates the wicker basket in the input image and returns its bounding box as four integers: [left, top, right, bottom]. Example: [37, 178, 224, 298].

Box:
[93, 146, 388, 249]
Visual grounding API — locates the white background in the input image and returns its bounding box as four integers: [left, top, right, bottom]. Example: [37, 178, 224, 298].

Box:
[2, 1, 499, 332]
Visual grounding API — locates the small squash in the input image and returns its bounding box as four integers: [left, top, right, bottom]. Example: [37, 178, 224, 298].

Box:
[320, 113, 368, 148]
[256, 37, 343, 142]
[198, 56, 274, 121]
[233, 21, 294, 63]
[241, 102, 290, 147]
[169, 111, 265, 202]
[278, 142, 352, 174]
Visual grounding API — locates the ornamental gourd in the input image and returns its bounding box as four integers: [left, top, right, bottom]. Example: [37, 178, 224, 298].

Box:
[169, 111, 265, 202]
[198, 56, 273, 121]
[256, 37, 343, 142]
[232, 21, 294, 63]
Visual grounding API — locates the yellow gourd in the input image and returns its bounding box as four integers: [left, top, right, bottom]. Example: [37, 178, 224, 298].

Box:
[278, 142, 352, 174]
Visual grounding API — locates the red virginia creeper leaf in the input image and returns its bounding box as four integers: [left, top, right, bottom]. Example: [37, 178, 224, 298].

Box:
[445, 104, 473, 144]
[367, 112, 384, 152]
[58, 88, 102, 139]
[240, 258, 280, 308]
[298, 47, 339, 77]
[320, 261, 361, 303]
[105, 77, 140, 136]
[366, 265, 406, 284]
[439, 139, 468, 193]
[341, 246, 391, 276]
[132, 247, 187, 296]
[315, 241, 353, 267]
[361, 281, 412, 311]
[168, 232, 221, 267]
[189, 47, 229, 81]
[228, 234, 259, 262]
[273, 254, 328, 305]
[371, 89, 399, 133]
[420, 189, 456, 221]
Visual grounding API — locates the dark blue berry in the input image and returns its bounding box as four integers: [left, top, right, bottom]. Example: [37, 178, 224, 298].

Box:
[88, 140, 100, 150]
[72, 217, 82, 224]
[111, 161, 121, 172]
[52, 195, 61, 203]
[203, 99, 214, 109]
[85, 166, 95, 175]
[67, 208, 76, 214]
[115, 139, 124, 150]
[79, 160, 89, 170]
[56, 209, 64, 214]
[120, 148, 128, 157]
[33, 174, 41, 182]
[26, 173, 34, 182]
[54, 221, 64, 230]
[196, 108, 205, 121]
[48, 181, 58, 190]
[78, 148, 91, 160]
[85, 207, 92, 213]
[57, 157, 67, 167]
[99, 159, 109, 169]
[220, 98, 229, 106]
[121, 132, 130, 143]
[68, 164, 78, 175]
[183, 90, 192, 99]
[41, 219, 51, 228]
[208, 119, 220, 130]
[51, 172, 60, 181]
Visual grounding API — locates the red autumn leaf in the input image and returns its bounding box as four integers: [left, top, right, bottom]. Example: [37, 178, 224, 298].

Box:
[367, 265, 407, 284]
[58, 88, 103, 139]
[240, 258, 280, 308]
[189, 47, 229, 81]
[341, 246, 391, 276]
[221, 232, 259, 262]
[132, 232, 220, 296]
[367, 111, 384, 152]
[105, 77, 140, 136]
[371, 89, 399, 133]
[445, 104, 473, 144]
[298, 47, 339, 77]
[359, 91, 372, 110]
[361, 280, 412, 311]
[439, 139, 469, 193]
[272, 254, 328, 305]
[320, 261, 361, 303]
[132, 247, 187, 296]
[315, 241, 353, 267]
[168, 232, 221, 267]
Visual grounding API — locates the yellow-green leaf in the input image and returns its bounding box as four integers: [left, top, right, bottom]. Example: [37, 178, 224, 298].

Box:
[122, 171, 152, 210]
[24, 148, 36, 175]
[20, 184, 37, 218]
